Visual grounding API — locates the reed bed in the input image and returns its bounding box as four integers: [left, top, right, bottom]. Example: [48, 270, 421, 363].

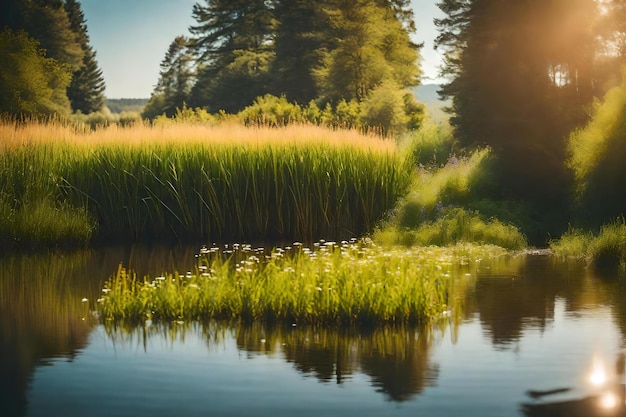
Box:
[97, 240, 506, 326]
[0, 120, 409, 246]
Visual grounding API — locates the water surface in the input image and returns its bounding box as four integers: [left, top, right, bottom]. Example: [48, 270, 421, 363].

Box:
[2, 247, 626, 417]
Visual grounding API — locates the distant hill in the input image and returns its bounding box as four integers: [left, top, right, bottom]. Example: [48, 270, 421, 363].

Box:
[412, 84, 450, 122]
[105, 98, 148, 114]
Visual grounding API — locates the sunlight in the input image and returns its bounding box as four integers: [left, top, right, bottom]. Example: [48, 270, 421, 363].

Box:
[600, 392, 618, 409]
[589, 357, 608, 387]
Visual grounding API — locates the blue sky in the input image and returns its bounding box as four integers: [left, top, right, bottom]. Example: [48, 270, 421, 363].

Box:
[81, 0, 444, 99]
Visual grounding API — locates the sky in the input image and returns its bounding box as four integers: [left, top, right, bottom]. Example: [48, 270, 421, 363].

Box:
[81, 0, 444, 99]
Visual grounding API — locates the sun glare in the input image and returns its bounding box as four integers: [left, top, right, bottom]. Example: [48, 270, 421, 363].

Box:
[590, 357, 608, 387]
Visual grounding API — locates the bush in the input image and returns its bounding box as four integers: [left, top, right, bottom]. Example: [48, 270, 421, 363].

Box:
[238, 94, 304, 126]
[360, 81, 408, 136]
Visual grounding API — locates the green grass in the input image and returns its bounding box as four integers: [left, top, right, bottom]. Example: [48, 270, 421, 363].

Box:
[0, 120, 410, 248]
[550, 219, 626, 270]
[97, 240, 506, 326]
[372, 142, 527, 249]
[375, 208, 527, 250]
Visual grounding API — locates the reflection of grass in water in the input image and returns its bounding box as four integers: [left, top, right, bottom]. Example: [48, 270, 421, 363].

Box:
[98, 241, 507, 326]
[0, 251, 97, 354]
[0, 250, 98, 416]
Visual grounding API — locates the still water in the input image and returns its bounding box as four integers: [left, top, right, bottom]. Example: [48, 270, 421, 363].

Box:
[2, 246, 626, 417]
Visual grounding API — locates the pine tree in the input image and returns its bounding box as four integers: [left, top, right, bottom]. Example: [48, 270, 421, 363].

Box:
[434, 0, 600, 240]
[189, 0, 275, 112]
[143, 36, 195, 118]
[64, 0, 105, 114]
[269, 0, 328, 104]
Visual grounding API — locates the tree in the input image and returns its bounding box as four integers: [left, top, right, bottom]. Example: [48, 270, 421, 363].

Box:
[1, 0, 84, 71]
[435, 0, 598, 181]
[64, 0, 105, 114]
[434, 0, 601, 240]
[0, 29, 72, 115]
[314, 0, 421, 103]
[189, 0, 275, 112]
[143, 36, 195, 118]
[269, 0, 328, 104]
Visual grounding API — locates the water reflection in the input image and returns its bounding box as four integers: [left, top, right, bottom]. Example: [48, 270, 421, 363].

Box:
[469, 254, 626, 350]
[103, 321, 441, 403]
[0, 252, 96, 417]
[8, 246, 626, 416]
[522, 353, 626, 417]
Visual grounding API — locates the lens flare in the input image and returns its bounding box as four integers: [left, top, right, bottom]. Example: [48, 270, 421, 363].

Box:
[600, 392, 618, 409]
[590, 357, 608, 387]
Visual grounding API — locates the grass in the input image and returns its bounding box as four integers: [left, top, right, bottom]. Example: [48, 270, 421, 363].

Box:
[372, 143, 527, 250]
[97, 240, 507, 326]
[550, 219, 626, 270]
[0, 119, 410, 248]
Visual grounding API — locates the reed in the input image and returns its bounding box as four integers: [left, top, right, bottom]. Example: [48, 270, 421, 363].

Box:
[97, 240, 504, 326]
[0, 119, 410, 246]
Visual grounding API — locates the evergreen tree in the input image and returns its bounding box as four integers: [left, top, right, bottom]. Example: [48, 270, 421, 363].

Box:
[64, 0, 105, 114]
[269, 0, 328, 104]
[143, 36, 195, 118]
[189, 0, 275, 112]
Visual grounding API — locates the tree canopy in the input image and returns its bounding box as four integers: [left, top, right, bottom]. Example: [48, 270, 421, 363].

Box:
[0, 0, 106, 116]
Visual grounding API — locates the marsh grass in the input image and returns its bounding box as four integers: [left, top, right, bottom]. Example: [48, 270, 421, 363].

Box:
[550, 219, 626, 270]
[0, 119, 409, 246]
[97, 240, 505, 326]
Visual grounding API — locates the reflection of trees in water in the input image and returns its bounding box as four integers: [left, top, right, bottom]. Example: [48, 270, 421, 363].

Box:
[107, 321, 443, 403]
[237, 324, 441, 402]
[0, 244, 201, 417]
[470, 255, 615, 349]
[0, 252, 97, 417]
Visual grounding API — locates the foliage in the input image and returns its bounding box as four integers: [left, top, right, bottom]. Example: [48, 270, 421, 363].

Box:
[189, 0, 275, 112]
[568, 67, 626, 227]
[97, 241, 503, 325]
[434, 0, 596, 214]
[402, 121, 455, 168]
[314, 0, 420, 103]
[269, 0, 327, 103]
[238, 94, 304, 126]
[360, 81, 409, 136]
[183, 0, 422, 117]
[0, 29, 72, 116]
[1, 0, 84, 71]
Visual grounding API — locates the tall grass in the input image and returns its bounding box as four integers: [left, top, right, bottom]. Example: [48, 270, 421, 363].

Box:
[97, 240, 504, 326]
[0, 119, 410, 247]
[550, 219, 626, 270]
